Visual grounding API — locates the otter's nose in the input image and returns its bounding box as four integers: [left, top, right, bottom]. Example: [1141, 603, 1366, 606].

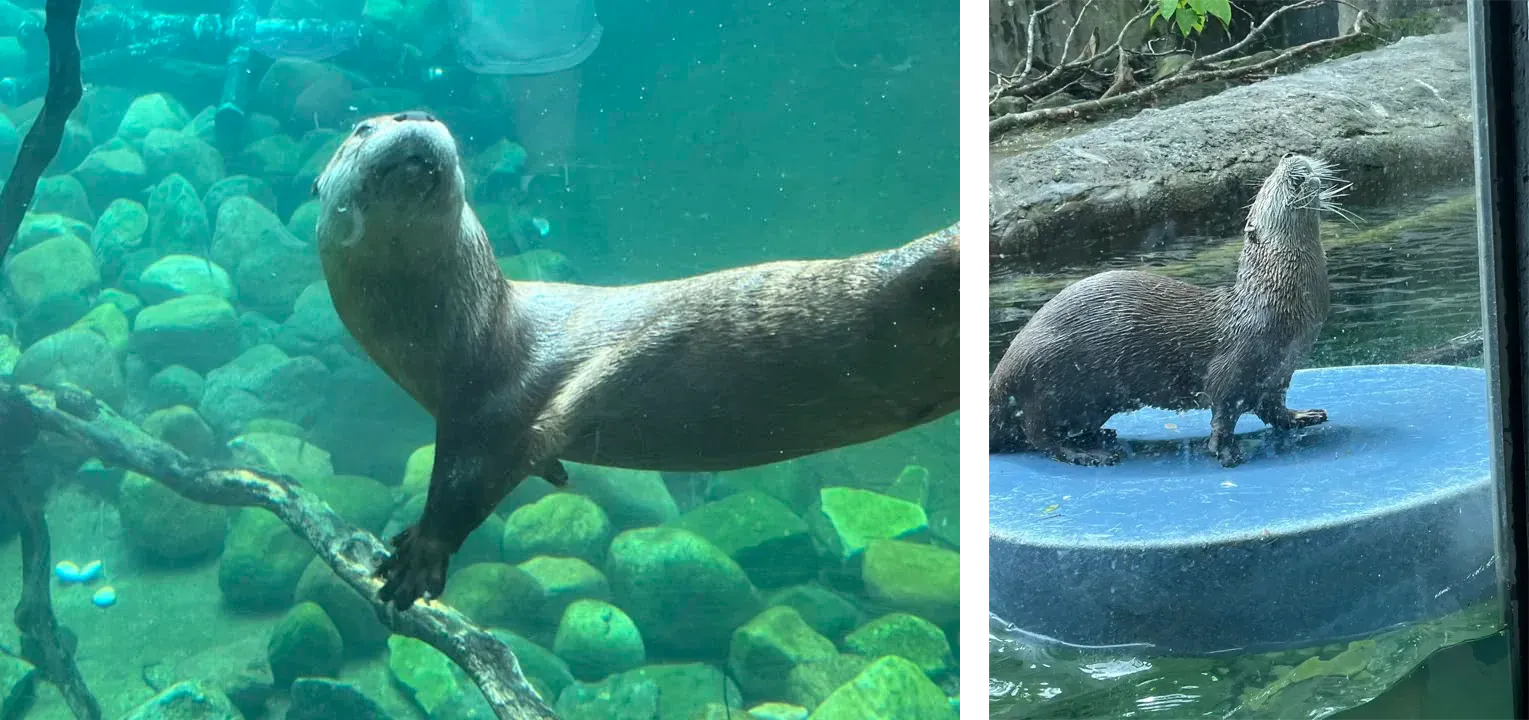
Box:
[393, 110, 437, 123]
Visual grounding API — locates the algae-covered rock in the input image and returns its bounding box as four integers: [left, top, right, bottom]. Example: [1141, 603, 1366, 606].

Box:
[766, 584, 862, 642]
[728, 606, 838, 702]
[90, 198, 149, 281]
[497, 249, 575, 282]
[0, 653, 36, 720]
[712, 460, 819, 515]
[884, 465, 930, 506]
[14, 212, 91, 255]
[671, 491, 817, 589]
[147, 173, 212, 256]
[439, 562, 521, 628]
[812, 487, 928, 560]
[219, 507, 316, 612]
[274, 282, 345, 356]
[843, 613, 953, 679]
[71, 138, 148, 210]
[116, 93, 192, 144]
[268, 601, 344, 686]
[566, 461, 679, 530]
[502, 492, 612, 565]
[204, 175, 279, 225]
[784, 653, 870, 710]
[554, 663, 742, 720]
[606, 527, 762, 656]
[142, 127, 225, 193]
[386, 634, 493, 719]
[3, 235, 99, 314]
[199, 344, 330, 436]
[138, 255, 235, 305]
[226, 431, 333, 484]
[142, 405, 217, 458]
[12, 327, 125, 408]
[123, 680, 240, 720]
[234, 235, 322, 321]
[490, 628, 576, 703]
[305, 473, 394, 533]
[553, 598, 645, 681]
[516, 556, 611, 630]
[286, 199, 322, 243]
[294, 558, 389, 657]
[748, 702, 809, 720]
[861, 539, 959, 626]
[117, 467, 223, 566]
[71, 302, 130, 352]
[400, 443, 434, 495]
[809, 655, 956, 719]
[131, 293, 240, 372]
[209, 195, 296, 270]
[288, 678, 393, 720]
[146, 364, 206, 410]
[29, 178, 94, 224]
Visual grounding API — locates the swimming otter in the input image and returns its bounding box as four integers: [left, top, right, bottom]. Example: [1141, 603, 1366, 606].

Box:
[314, 111, 958, 609]
[989, 153, 1341, 467]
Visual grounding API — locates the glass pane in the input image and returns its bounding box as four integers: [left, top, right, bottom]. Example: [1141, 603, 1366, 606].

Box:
[987, 1, 1513, 718]
[0, 0, 959, 717]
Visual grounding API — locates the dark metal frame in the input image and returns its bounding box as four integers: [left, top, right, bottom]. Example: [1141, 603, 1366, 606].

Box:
[1470, 1, 1529, 716]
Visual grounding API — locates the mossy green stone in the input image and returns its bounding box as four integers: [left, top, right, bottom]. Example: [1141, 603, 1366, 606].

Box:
[766, 584, 862, 642]
[671, 490, 817, 588]
[305, 473, 394, 533]
[784, 653, 869, 710]
[439, 562, 520, 628]
[386, 634, 493, 718]
[606, 527, 762, 656]
[400, 443, 434, 495]
[728, 606, 838, 702]
[810, 655, 956, 719]
[268, 601, 343, 686]
[553, 598, 645, 681]
[843, 613, 953, 679]
[516, 556, 611, 629]
[119, 470, 228, 566]
[218, 508, 316, 612]
[814, 487, 928, 560]
[294, 558, 388, 657]
[71, 302, 130, 351]
[227, 432, 333, 484]
[861, 540, 959, 626]
[4, 235, 99, 312]
[130, 293, 239, 372]
[501, 492, 612, 565]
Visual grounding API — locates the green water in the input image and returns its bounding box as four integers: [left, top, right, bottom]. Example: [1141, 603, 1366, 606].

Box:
[0, 0, 959, 718]
[987, 188, 1506, 718]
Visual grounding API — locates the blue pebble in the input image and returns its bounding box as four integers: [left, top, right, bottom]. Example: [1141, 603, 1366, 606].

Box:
[91, 586, 116, 608]
[53, 561, 82, 584]
[77, 560, 103, 583]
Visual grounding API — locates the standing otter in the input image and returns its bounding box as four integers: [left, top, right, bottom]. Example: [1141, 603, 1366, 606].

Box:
[989, 153, 1342, 467]
[314, 111, 958, 610]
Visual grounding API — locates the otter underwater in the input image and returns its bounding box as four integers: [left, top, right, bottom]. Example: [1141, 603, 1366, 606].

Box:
[311, 111, 960, 608]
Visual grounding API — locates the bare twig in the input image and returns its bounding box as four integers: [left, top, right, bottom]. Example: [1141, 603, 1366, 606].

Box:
[1021, 0, 1068, 80]
[0, 0, 83, 261]
[0, 380, 558, 720]
[991, 10, 1370, 137]
[1189, 0, 1324, 70]
[993, 3, 1155, 106]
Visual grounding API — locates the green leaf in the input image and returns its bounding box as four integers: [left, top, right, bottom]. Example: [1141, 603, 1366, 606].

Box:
[1158, 0, 1179, 21]
[1187, 0, 1207, 13]
[1203, 0, 1233, 26]
[1193, 13, 1206, 32]
[1175, 6, 1196, 35]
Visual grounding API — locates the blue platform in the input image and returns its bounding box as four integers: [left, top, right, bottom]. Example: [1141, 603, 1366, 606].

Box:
[989, 364, 1498, 655]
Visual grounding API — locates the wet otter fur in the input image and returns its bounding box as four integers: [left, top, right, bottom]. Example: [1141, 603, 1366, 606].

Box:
[315, 111, 958, 609]
[989, 153, 1342, 467]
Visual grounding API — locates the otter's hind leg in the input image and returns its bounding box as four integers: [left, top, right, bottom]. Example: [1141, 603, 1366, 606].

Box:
[1023, 407, 1123, 467]
[1254, 384, 1327, 430]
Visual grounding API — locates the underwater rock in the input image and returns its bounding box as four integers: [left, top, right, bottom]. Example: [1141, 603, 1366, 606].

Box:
[809, 655, 956, 720]
[96, 288, 142, 316]
[765, 584, 863, 643]
[234, 133, 306, 184]
[13, 327, 125, 408]
[288, 678, 394, 720]
[400, 444, 434, 495]
[90, 198, 149, 284]
[293, 133, 345, 203]
[76, 85, 138, 145]
[228, 431, 333, 483]
[255, 60, 352, 129]
[268, 601, 344, 686]
[555, 663, 742, 720]
[13, 213, 91, 257]
[234, 236, 322, 321]
[502, 492, 613, 566]
[131, 293, 240, 372]
[0, 334, 16, 377]
[553, 598, 646, 682]
[747, 702, 809, 720]
[497, 249, 577, 283]
[470, 139, 528, 194]
[142, 404, 217, 458]
[728, 606, 838, 703]
[884, 465, 930, 507]
[71, 138, 148, 212]
[238, 310, 282, 352]
[204, 175, 279, 226]
[566, 461, 680, 531]
[274, 282, 346, 357]
[384, 494, 504, 569]
[811, 487, 928, 561]
[70, 302, 129, 352]
[199, 344, 329, 435]
[146, 173, 212, 257]
[124, 681, 241, 720]
[440, 562, 523, 628]
[286, 199, 322, 243]
[515, 556, 612, 632]
[606, 527, 762, 657]
[142, 128, 226, 195]
[860, 539, 958, 626]
[306, 474, 394, 533]
[386, 634, 494, 719]
[783, 653, 869, 711]
[671, 491, 818, 589]
[138, 255, 235, 305]
[32, 120, 93, 176]
[843, 613, 953, 680]
[116, 93, 192, 147]
[294, 558, 389, 657]
[929, 506, 958, 550]
[489, 628, 576, 701]
[0, 653, 36, 720]
[119, 469, 228, 565]
[31, 176, 95, 224]
[218, 507, 317, 612]
[712, 460, 820, 516]
[145, 364, 206, 410]
[4, 235, 100, 315]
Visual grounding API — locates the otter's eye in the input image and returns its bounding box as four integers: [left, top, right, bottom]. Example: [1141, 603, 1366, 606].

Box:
[354, 122, 375, 137]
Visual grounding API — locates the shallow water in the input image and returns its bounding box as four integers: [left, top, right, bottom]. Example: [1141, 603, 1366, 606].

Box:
[0, 0, 958, 717]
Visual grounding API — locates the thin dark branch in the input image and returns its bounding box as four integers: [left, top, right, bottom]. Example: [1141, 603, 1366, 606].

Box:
[1190, 0, 1324, 70]
[0, 0, 84, 261]
[0, 380, 558, 720]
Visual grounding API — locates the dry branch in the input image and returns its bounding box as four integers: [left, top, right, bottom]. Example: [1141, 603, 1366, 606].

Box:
[990, 9, 1371, 138]
[0, 379, 558, 720]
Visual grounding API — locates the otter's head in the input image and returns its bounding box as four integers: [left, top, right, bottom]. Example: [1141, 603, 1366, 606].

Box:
[1245, 153, 1347, 245]
[313, 111, 465, 230]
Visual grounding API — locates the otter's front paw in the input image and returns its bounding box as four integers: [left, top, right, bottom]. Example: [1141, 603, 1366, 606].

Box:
[376, 525, 451, 611]
[1208, 433, 1243, 468]
[1288, 408, 1327, 428]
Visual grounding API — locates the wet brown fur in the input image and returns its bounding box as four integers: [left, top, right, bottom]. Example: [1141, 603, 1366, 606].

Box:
[989, 153, 1335, 467]
[316, 112, 958, 609]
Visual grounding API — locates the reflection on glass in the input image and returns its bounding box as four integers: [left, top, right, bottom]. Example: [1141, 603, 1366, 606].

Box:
[987, 0, 1509, 718]
[0, 0, 958, 717]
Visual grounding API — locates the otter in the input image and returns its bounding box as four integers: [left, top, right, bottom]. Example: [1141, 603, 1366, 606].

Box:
[314, 111, 958, 610]
[989, 153, 1341, 467]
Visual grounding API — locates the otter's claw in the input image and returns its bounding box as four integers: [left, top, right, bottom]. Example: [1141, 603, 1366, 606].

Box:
[1287, 408, 1327, 428]
[375, 525, 450, 611]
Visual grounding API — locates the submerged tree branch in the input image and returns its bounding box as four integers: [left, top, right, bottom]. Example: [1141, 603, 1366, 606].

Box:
[0, 380, 557, 720]
[0, 0, 84, 261]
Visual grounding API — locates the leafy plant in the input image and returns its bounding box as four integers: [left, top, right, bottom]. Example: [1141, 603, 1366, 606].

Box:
[1151, 0, 1234, 36]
